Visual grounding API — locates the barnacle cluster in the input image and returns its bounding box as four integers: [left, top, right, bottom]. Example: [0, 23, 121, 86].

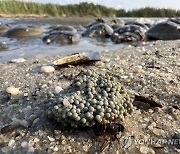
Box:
[47, 70, 133, 128]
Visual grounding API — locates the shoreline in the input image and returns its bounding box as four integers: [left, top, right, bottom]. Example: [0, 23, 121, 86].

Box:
[0, 14, 50, 18]
[0, 40, 180, 153]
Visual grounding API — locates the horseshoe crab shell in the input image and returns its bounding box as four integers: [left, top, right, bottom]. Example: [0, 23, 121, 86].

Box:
[0, 24, 9, 35]
[146, 20, 180, 40]
[43, 31, 80, 44]
[4, 26, 42, 38]
[111, 25, 146, 43]
[49, 25, 77, 33]
[82, 23, 113, 38]
[125, 21, 149, 31]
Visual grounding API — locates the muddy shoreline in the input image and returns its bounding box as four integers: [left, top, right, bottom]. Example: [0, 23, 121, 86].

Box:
[0, 40, 180, 154]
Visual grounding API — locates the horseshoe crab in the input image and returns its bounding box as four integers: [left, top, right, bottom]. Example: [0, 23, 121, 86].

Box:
[111, 25, 146, 43]
[168, 18, 180, 24]
[82, 23, 113, 39]
[43, 31, 80, 44]
[107, 18, 124, 26]
[0, 23, 9, 35]
[86, 18, 105, 28]
[125, 21, 149, 31]
[4, 25, 42, 38]
[49, 25, 77, 33]
[146, 19, 180, 40]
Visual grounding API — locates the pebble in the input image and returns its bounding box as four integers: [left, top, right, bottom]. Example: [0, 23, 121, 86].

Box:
[32, 118, 40, 125]
[11, 118, 21, 127]
[118, 69, 124, 74]
[24, 93, 29, 97]
[10, 58, 26, 63]
[28, 139, 35, 147]
[8, 139, 15, 147]
[27, 147, 35, 153]
[63, 98, 70, 107]
[29, 114, 38, 123]
[134, 68, 144, 74]
[55, 86, 63, 93]
[6, 86, 20, 96]
[148, 122, 156, 131]
[153, 128, 165, 136]
[1, 147, 11, 153]
[47, 136, 55, 142]
[34, 138, 40, 144]
[21, 141, 28, 148]
[41, 66, 55, 73]
[20, 120, 29, 128]
[123, 78, 131, 83]
[139, 146, 150, 154]
[22, 106, 32, 115]
[53, 146, 59, 152]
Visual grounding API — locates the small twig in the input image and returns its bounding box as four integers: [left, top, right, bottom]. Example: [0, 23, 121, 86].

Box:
[99, 141, 110, 153]
[134, 94, 163, 108]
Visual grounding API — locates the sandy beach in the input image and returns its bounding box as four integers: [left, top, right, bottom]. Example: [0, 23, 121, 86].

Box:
[0, 40, 180, 154]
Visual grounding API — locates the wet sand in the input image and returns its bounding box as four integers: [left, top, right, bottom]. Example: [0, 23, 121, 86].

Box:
[0, 40, 180, 154]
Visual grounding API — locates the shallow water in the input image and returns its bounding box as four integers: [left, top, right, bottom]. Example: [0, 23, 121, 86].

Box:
[0, 17, 164, 62]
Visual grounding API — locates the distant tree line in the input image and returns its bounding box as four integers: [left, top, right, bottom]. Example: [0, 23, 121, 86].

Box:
[0, 0, 179, 17]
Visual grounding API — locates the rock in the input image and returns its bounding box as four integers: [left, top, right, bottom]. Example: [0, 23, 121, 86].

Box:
[10, 58, 26, 63]
[53, 52, 101, 66]
[6, 86, 20, 96]
[41, 66, 55, 73]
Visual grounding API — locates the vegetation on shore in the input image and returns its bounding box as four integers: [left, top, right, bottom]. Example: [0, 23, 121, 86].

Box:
[0, 0, 180, 17]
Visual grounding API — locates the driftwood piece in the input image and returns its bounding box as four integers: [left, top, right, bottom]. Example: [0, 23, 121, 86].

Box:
[54, 52, 101, 66]
[134, 94, 163, 108]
